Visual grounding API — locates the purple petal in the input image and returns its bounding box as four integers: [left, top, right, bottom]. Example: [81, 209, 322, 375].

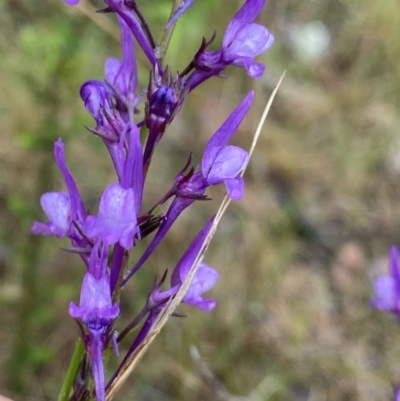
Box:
[190, 298, 217, 312]
[223, 0, 266, 47]
[69, 273, 119, 320]
[84, 184, 138, 249]
[54, 139, 87, 224]
[238, 57, 266, 79]
[224, 177, 245, 200]
[31, 192, 70, 237]
[206, 145, 249, 184]
[184, 263, 219, 299]
[225, 24, 274, 60]
[105, 16, 138, 97]
[80, 81, 113, 125]
[39, 192, 71, 236]
[105, 57, 122, 85]
[182, 263, 219, 312]
[31, 221, 54, 236]
[202, 91, 253, 174]
[171, 217, 215, 286]
[65, 0, 79, 5]
[371, 275, 396, 312]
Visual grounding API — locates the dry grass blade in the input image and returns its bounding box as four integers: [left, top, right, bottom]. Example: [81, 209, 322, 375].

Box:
[105, 71, 286, 400]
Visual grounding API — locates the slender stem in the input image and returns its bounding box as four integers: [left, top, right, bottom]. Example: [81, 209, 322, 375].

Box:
[146, 187, 175, 215]
[128, 0, 157, 49]
[117, 304, 150, 343]
[158, 0, 183, 64]
[57, 339, 85, 401]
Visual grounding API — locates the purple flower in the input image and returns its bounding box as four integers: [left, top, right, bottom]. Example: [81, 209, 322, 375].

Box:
[31, 192, 70, 237]
[200, 90, 252, 199]
[70, 273, 119, 325]
[222, 0, 274, 75]
[84, 184, 139, 250]
[149, 217, 218, 312]
[64, 0, 79, 5]
[174, 90, 253, 200]
[31, 139, 87, 245]
[169, 217, 219, 311]
[111, 219, 218, 387]
[122, 92, 252, 284]
[371, 246, 400, 318]
[188, 0, 274, 89]
[70, 242, 120, 401]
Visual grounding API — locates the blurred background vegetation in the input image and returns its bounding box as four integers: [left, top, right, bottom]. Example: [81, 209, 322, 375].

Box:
[1, 0, 400, 400]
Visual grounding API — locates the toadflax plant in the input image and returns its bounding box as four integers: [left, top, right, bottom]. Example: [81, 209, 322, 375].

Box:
[31, 1, 274, 400]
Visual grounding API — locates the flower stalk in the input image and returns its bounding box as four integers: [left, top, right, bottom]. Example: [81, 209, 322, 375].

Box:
[31, 1, 275, 399]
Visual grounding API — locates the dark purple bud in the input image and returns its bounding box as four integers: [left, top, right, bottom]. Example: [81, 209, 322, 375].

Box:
[143, 67, 188, 169]
[80, 80, 114, 128]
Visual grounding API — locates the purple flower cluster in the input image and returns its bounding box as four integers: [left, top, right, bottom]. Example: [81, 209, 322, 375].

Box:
[32, 1, 273, 400]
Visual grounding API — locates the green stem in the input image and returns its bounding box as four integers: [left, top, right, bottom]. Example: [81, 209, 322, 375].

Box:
[158, 0, 183, 64]
[57, 339, 85, 401]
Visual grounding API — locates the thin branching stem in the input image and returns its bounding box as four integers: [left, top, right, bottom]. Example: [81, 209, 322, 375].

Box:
[158, 0, 183, 64]
[57, 339, 85, 401]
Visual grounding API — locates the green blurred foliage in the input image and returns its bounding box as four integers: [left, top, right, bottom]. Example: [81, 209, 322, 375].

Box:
[0, 0, 400, 400]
